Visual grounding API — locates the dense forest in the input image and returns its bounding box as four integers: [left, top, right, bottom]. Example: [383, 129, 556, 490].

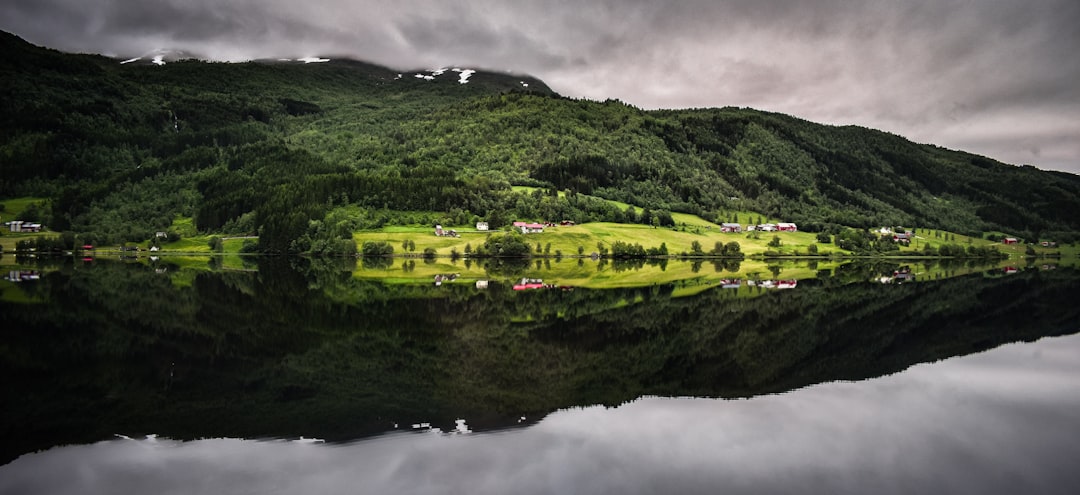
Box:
[3, 30, 1079, 252]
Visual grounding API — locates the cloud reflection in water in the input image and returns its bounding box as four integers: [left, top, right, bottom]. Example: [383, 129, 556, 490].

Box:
[3, 334, 1080, 495]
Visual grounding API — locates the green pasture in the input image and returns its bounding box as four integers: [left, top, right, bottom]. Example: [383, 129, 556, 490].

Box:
[355, 220, 848, 259]
[0, 197, 49, 222]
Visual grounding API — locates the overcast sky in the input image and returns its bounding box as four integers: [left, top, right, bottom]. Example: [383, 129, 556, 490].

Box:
[3, 0, 1078, 174]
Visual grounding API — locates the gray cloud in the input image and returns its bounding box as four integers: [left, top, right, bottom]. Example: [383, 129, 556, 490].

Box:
[1, 0, 1077, 173]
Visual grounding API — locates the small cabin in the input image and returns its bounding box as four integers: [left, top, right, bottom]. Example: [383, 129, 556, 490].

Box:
[476, 222, 489, 231]
[777, 223, 798, 232]
[720, 223, 742, 233]
[1003, 237, 1019, 245]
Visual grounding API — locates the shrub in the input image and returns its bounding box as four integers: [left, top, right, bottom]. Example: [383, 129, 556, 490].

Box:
[361, 241, 394, 256]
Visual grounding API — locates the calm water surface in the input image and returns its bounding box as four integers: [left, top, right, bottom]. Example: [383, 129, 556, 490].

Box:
[1, 258, 1078, 494]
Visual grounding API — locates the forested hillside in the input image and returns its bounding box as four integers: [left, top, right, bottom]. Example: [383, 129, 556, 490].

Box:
[2, 31, 1078, 252]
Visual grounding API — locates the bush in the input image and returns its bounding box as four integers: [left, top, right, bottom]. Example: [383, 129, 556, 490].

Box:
[361, 241, 394, 256]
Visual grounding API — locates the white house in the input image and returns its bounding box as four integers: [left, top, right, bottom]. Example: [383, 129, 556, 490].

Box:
[513, 221, 544, 234]
[476, 222, 489, 231]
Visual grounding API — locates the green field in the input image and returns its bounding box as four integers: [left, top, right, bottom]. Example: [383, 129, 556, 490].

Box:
[0, 197, 48, 222]
[356, 217, 848, 259]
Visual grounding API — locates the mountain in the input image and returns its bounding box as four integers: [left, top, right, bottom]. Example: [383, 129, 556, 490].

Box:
[1, 31, 1078, 251]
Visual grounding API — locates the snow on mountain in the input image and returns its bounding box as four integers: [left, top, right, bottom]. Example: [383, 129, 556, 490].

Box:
[117, 48, 199, 66]
[410, 67, 476, 84]
[453, 68, 476, 84]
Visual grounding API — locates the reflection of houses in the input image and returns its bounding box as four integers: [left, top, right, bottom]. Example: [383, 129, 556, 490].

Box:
[746, 279, 798, 289]
[513, 278, 558, 290]
[476, 222, 489, 231]
[475, 280, 489, 289]
[434, 225, 460, 237]
[720, 223, 742, 233]
[434, 274, 459, 286]
[879, 267, 915, 284]
[513, 222, 545, 234]
[720, 279, 741, 289]
[5, 270, 40, 282]
[893, 267, 914, 282]
[777, 223, 798, 232]
[1003, 267, 1018, 275]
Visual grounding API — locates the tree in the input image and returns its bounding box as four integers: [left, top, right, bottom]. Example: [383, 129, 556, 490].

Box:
[361, 241, 394, 256]
[768, 235, 781, 248]
[691, 240, 703, 255]
[816, 232, 831, 244]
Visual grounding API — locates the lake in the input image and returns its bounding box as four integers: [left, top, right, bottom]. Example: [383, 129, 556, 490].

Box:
[1, 257, 1078, 494]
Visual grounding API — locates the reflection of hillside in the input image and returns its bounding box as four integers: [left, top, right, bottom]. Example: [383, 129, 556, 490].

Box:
[1, 259, 1077, 465]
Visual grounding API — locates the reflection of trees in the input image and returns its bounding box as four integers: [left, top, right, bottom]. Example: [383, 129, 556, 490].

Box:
[1, 260, 1078, 465]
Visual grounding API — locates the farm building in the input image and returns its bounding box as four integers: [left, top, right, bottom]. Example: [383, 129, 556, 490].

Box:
[434, 225, 460, 237]
[7, 221, 43, 233]
[777, 223, 798, 232]
[513, 221, 545, 234]
[720, 223, 742, 233]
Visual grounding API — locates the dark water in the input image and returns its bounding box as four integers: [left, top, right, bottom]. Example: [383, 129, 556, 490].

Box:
[1, 258, 1079, 494]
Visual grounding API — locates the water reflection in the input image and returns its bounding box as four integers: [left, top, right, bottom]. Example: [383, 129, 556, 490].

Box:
[1, 257, 1079, 477]
[3, 334, 1079, 495]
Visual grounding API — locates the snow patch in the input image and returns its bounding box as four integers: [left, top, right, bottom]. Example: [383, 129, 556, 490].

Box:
[452, 68, 476, 84]
[152, 55, 165, 66]
[520, 81, 529, 88]
[394, 74, 402, 80]
[120, 57, 140, 65]
[430, 68, 448, 76]
[298, 57, 330, 64]
[414, 73, 435, 81]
